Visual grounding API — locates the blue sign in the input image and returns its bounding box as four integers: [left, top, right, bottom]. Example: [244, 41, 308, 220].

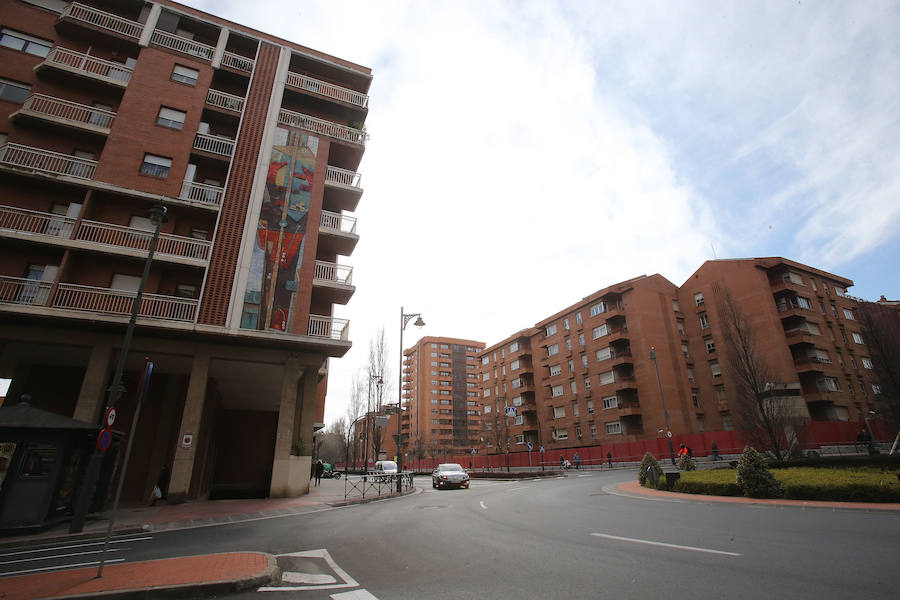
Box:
[97, 428, 112, 451]
[505, 406, 517, 417]
[526, 442, 534, 451]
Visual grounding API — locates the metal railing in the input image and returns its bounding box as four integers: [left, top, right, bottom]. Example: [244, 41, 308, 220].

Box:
[0, 205, 76, 238]
[19, 94, 116, 130]
[151, 29, 214, 61]
[0, 276, 52, 306]
[313, 261, 353, 285]
[179, 181, 225, 207]
[192, 132, 234, 156]
[278, 109, 367, 146]
[61, 2, 144, 39]
[308, 314, 350, 341]
[343, 472, 414, 500]
[206, 89, 244, 112]
[285, 71, 369, 108]
[325, 165, 362, 189]
[0, 143, 97, 179]
[222, 51, 254, 72]
[53, 283, 198, 322]
[320, 210, 357, 234]
[75, 220, 211, 261]
[40, 47, 133, 86]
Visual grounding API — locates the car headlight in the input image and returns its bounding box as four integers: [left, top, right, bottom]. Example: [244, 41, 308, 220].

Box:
[440, 475, 448, 479]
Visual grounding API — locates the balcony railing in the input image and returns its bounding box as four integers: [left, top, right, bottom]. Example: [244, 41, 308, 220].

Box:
[18, 94, 116, 131]
[278, 109, 367, 146]
[320, 210, 357, 234]
[206, 89, 244, 112]
[179, 181, 225, 207]
[313, 261, 353, 285]
[0, 205, 76, 239]
[308, 314, 350, 341]
[221, 51, 254, 72]
[0, 143, 97, 179]
[325, 165, 362, 189]
[285, 71, 369, 108]
[61, 2, 144, 40]
[75, 220, 211, 261]
[192, 133, 235, 157]
[39, 47, 133, 86]
[0, 276, 52, 307]
[53, 283, 198, 322]
[151, 30, 214, 61]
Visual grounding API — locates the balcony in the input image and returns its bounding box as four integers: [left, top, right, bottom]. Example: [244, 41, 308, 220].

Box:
[793, 356, 830, 374]
[608, 350, 633, 366]
[308, 314, 350, 341]
[12, 94, 116, 134]
[617, 401, 642, 416]
[192, 133, 235, 158]
[179, 180, 225, 208]
[151, 30, 215, 61]
[53, 283, 198, 322]
[278, 109, 367, 146]
[312, 260, 355, 304]
[221, 51, 255, 73]
[784, 328, 818, 347]
[74, 220, 211, 263]
[59, 2, 144, 40]
[318, 210, 358, 256]
[323, 166, 363, 212]
[36, 47, 133, 88]
[0, 143, 97, 180]
[777, 300, 814, 320]
[0, 276, 52, 307]
[0, 205, 76, 240]
[206, 89, 244, 113]
[615, 375, 638, 392]
[285, 71, 369, 109]
[607, 326, 629, 342]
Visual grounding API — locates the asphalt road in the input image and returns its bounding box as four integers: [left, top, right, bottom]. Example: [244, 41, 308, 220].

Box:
[6, 471, 900, 599]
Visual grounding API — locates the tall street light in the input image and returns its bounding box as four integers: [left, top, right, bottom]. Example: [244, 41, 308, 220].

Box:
[649, 347, 676, 466]
[366, 373, 382, 473]
[398, 307, 424, 491]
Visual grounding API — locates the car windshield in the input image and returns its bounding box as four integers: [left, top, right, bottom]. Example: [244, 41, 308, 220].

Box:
[438, 464, 464, 472]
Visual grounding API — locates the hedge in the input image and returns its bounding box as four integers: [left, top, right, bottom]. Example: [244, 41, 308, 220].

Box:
[767, 454, 900, 470]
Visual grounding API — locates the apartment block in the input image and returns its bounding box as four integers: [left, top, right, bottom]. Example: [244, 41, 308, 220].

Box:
[0, 0, 370, 506]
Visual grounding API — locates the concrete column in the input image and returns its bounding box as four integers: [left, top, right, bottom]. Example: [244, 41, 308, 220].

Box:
[270, 356, 302, 497]
[211, 27, 229, 68]
[138, 3, 162, 47]
[299, 367, 318, 458]
[167, 352, 210, 504]
[71, 341, 113, 424]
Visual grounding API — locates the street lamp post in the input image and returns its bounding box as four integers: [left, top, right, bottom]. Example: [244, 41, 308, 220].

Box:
[649, 347, 676, 466]
[366, 374, 382, 473]
[398, 307, 424, 491]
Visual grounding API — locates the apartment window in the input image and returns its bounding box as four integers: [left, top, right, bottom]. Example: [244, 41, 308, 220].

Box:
[575, 424, 582, 438]
[431, 361, 438, 367]
[189, 228, 209, 240]
[0, 78, 29, 103]
[810, 279, 817, 291]
[694, 292, 704, 306]
[511, 379, 522, 389]
[484, 405, 491, 414]
[501, 365, 507, 376]
[699, 312, 710, 330]
[819, 377, 840, 392]
[568, 359, 574, 372]
[710, 361, 722, 378]
[483, 388, 490, 397]
[842, 308, 855, 320]
[551, 385, 564, 398]
[704, 339, 715, 354]
[482, 372, 490, 381]
[592, 324, 608, 339]
[687, 367, 695, 382]
[852, 332, 864, 345]
[673, 299, 681, 312]
[602, 395, 618, 409]
[548, 344, 559, 356]
[510, 359, 520, 371]
[797, 296, 812, 310]
[579, 355, 587, 369]
[835, 287, 846, 297]
[872, 384, 882, 394]
[111, 273, 141, 292]
[590, 424, 598, 438]
[590, 302, 607, 317]
[554, 429, 568, 440]
[467, 391, 477, 397]
[509, 342, 519, 353]
[596, 347, 611, 362]
[174, 284, 197, 298]
[598, 370, 614, 385]
[587, 399, 594, 414]
[552, 406, 566, 419]
[549, 364, 561, 376]
[692, 393, 699, 408]
[570, 380, 577, 394]
[819, 300, 827, 314]
[576, 312, 583, 324]
[579, 333, 585, 346]
[813, 348, 831, 363]
[563, 318, 570, 331]
[676, 320, 685, 335]
[440, 390, 450, 396]
[584, 377, 591, 391]
[513, 396, 523, 406]
[606, 421, 622, 435]
[0, 29, 51, 57]
[723, 416, 734, 431]
[440, 343, 449, 349]
[514, 433, 524, 444]
[482, 356, 489, 365]
[565, 338, 572, 351]
[861, 358, 873, 369]
[157, 106, 186, 130]
[431, 399, 438, 404]
[431, 420, 439, 425]
[806, 322, 822, 335]
[172, 64, 199, 85]
[697, 415, 705, 432]
[786, 271, 804, 285]
[140, 153, 172, 178]
[546, 323, 558, 336]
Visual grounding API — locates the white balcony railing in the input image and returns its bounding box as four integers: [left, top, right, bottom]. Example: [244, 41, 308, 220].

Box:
[151, 29, 214, 61]
[179, 181, 225, 207]
[325, 165, 362, 189]
[0, 276, 52, 307]
[0, 205, 76, 239]
[40, 47, 133, 86]
[285, 71, 369, 109]
[320, 210, 357, 235]
[206, 89, 244, 113]
[0, 143, 97, 179]
[314, 261, 353, 285]
[75, 220, 211, 261]
[278, 109, 368, 146]
[221, 51, 254, 72]
[19, 94, 116, 131]
[192, 133, 235, 157]
[61, 2, 144, 40]
[308, 314, 350, 341]
[53, 283, 198, 322]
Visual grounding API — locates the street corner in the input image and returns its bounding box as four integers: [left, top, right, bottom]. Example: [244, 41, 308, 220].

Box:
[258, 548, 359, 592]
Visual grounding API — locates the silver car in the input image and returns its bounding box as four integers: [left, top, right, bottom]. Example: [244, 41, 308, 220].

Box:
[432, 463, 470, 489]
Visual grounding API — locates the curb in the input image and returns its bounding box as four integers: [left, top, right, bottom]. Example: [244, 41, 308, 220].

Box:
[329, 486, 420, 507]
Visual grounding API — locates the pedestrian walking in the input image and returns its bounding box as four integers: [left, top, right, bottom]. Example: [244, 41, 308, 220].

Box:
[314, 459, 324, 486]
[678, 443, 688, 458]
[711, 441, 721, 461]
[606, 451, 612, 468]
[573, 452, 580, 470]
[560, 455, 566, 469]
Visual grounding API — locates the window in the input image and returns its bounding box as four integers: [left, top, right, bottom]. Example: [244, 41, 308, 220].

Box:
[568, 359, 574, 372]
[590, 302, 607, 317]
[819, 377, 840, 392]
[723, 416, 734, 430]
[710, 361, 722, 378]
[596, 347, 611, 361]
[673, 299, 680, 312]
[687, 367, 695, 382]
[546, 323, 558, 336]
[140, 153, 172, 178]
[570, 380, 577, 394]
[852, 332, 864, 345]
[806, 322, 822, 335]
[440, 390, 450, 396]
[590, 424, 598, 438]
[172, 64, 199, 85]
[190, 228, 209, 240]
[872, 384, 882, 394]
[509, 341, 519, 353]
[575, 424, 582, 438]
[514, 433, 524, 443]
[554, 429, 568, 440]
[797, 296, 812, 310]
[565, 338, 572, 351]
[484, 405, 491, 414]
[602, 395, 618, 409]
[842, 308, 855, 320]
[174, 283, 197, 298]
[606, 421, 622, 435]
[598, 370, 614, 385]
[548, 344, 559, 356]
[549, 364, 561, 376]
[576, 312, 583, 324]
[553, 406, 566, 418]
[482, 372, 490, 381]
[157, 107, 186, 129]
[587, 399, 594, 414]
[0, 29, 51, 57]
[813, 348, 831, 363]
[861, 358, 873, 369]
[835, 287, 846, 297]
[551, 385, 564, 398]
[579, 333, 585, 346]
[699, 312, 710, 329]
[111, 273, 141, 292]
[697, 415, 705, 432]
[483, 388, 490, 397]
[563, 318, 570, 330]
[0, 78, 29, 103]
[592, 324, 608, 339]
[584, 377, 591, 391]
[676, 320, 685, 335]
[512, 396, 523, 406]
[440, 343, 449, 349]
[581, 355, 588, 369]
[682, 344, 690, 359]
[694, 292, 704, 306]
[431, 399, 438, 404]
[786, 271, 804, 285]
[705, 339, 716, 354]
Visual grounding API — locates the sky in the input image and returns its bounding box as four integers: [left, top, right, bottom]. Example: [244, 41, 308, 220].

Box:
[183, 0, 900, 426]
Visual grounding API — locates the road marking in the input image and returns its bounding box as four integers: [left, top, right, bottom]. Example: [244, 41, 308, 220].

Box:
[591, 533, 741, 556]
[2, 558, 125, 577]
[0, 536, 151, 558]
[0, 548, 122, 566]
[282, 572, 337, 584]
[479, 501, 488, 509]
[506, 486, 525, 492]
[258, 548, 359, 592]
[577, 474, 591, 478]
[331, 590, 380, 600]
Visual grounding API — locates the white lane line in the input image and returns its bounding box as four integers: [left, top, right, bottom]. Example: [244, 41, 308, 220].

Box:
[331, 590, 380, 600]
[282, 572, 337, 584]
[0, 548, 122, 566]
[577, 474, 591, 478]
[506, 486, 525, 492]
[591, 533, 741, 557]
[2, 558, 125, 577]
[0, 537, 151, 558]
[479, 501, 488, 510]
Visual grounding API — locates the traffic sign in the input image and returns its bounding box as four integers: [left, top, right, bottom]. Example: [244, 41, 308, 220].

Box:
[104, 407, 117, 428]
[539, 445, 545, 453]
[471, 448, 477, 455]
[526, 441, 534, 451]
[667, 430, 673, 438]
[505, 406, 516, 417]
[97, 428, 112, 451]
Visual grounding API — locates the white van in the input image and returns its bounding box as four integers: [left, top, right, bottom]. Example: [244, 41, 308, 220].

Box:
[372, 460, 398, 479]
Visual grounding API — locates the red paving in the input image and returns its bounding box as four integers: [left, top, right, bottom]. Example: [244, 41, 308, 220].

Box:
[619, 480, 900, 510]
[0, 552, 270, 600]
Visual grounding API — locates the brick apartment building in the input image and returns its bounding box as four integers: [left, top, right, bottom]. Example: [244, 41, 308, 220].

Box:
[0, 0, 370, 506]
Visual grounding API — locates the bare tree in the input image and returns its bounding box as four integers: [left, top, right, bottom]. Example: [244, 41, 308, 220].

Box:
[856, 300, 900, 447]
[344, 372, 365, 469]
[718, 292, 807, 460]
[366, 327, 393, 459]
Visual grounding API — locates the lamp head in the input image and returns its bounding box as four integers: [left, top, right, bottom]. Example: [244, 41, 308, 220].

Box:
[146, 205, 169, 226]
[413, 316, 425, 327]
[649, 347, 656, 360]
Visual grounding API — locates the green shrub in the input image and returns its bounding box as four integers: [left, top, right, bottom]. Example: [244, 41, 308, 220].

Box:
[736, 446, 783, 498]
[768, 454, 900, 470]
[674, 478, 742, 496]
[677, 454, 697, 471]
[774, 467, 900, 502]
[638, 452, 662, 487]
